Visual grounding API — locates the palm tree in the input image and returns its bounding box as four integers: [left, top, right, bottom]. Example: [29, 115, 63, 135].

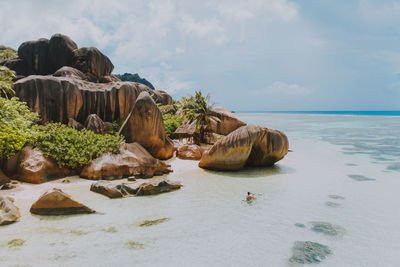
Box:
[179, 91, 219, 144]
[0, 66, 16, 99]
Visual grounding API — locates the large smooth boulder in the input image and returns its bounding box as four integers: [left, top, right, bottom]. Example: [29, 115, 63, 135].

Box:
[0, 197, 20, 225]
[30, 188, 95, 215]
[177, 145, 203, 160]
[4, 146, 70, 184]
[71, 47, 113, 81]
[85, 114, 106, 134]
[90, 179, 182, 199]
[209, 107, 246, 135]
[17, 38, 50, 75]
[53, 66, 88, 80]
[47, 33, 78, 74]
[0, 58, 27, 77]
[199, 125, 289, 171]
[80, 143, 172, 180]
[120, 92, 174, 160]
[13, 75, 152, 124]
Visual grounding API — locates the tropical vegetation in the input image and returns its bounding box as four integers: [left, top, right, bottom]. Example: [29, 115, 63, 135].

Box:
[0, 45, 17, 61]
[0, 66, 16, 98]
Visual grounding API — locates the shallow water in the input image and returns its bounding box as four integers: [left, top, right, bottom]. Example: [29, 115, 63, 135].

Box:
[1, 113, 400, 266]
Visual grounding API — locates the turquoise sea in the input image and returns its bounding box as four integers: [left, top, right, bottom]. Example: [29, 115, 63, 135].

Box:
[1, 112, 400, 266]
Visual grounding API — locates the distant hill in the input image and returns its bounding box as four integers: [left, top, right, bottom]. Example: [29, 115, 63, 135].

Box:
[0, 45, 17, 61]
[114, 73, 155, 89]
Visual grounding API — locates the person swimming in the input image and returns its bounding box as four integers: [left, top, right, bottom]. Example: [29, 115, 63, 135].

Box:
[246, 192, 255, 202]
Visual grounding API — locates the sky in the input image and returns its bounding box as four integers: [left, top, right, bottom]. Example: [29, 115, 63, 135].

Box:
[1, 0, 400, 111]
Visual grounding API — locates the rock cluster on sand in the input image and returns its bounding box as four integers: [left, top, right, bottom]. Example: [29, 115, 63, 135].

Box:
[209, 107, 246, 135]
[80, 143, 172, 180]
[4, 146, 71, 184]
[199, 125, 289, 171]
[30, 188, 95, 215]
[120, 92, 174, 160]
[90, 179, 182, 199]
[0, 196, 21, 225]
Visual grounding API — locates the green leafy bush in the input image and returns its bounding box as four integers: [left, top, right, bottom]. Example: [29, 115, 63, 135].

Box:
[0, 66, 16, 98]
[0, 45, 17, 61]
[0, 97, 39, 159]
[162, 113, 182, 139]
[34, 123, 125, 169]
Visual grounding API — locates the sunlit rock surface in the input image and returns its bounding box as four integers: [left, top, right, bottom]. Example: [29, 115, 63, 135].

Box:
[0, 196, 20, 226]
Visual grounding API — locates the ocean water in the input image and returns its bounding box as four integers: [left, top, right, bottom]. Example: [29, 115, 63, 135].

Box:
[1, 113, 400, 267]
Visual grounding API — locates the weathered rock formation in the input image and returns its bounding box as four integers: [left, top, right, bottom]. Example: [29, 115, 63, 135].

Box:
[177, 145, 203, 160]
[80, 143, 172, 180]
[120, 92, 174, 159]
[13, 75, 150, 124]
[68, 118, 84, 130]
[0, 197, 21, 225]
[30, 188, 95, 215]
[209, 107, 246, 135]
[199, 125, 289, 171]
[4, 146, 70, 184]
[0, 169, 11, 187]
[85, 114, 106, 134]
[71, 47, 114, 82]
[90, 179, 182, 199]
[152, 90, 173, 105]
[114, 73, 155, 89]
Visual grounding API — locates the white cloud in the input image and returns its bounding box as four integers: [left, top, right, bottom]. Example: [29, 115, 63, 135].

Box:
[251, 81, 314, 96]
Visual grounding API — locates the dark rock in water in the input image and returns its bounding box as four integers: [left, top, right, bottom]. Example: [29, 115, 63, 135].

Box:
[199, 125, 289, 171]
[85, 114, 106, 134]
[325, 201, 341, 208]
[139, 217, 168, 227]
[310, 221, 344, 236]
[295, 223, 306, 228]
[346, 163, 357, 166]
[68, 118, 84, 130]
[114, 73, 155, 89]
[30, 188, 95, 215]
[90, 181, 128, 199]
[289, 241, 331, 264]
[47, 34, 78, 74]
[90, 179, 182, 199]
[120, 91, 174, 160]
[0, 196, 21, 225]
[348, 174, 376, 181]
[328, 195, 345, 200]
[71, 47, 114, 81]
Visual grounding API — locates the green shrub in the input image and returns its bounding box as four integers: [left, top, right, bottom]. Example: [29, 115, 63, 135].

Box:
[34, 123, 125, 169]
[0, 97, 39, 159]
[110, 118, 125, 134]
[0, 45, 17, 61]
[0, 66, 16, 98]
[162, 113, 182, 139]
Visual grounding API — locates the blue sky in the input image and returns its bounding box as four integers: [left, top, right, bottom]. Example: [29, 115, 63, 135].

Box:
[1, 0, 400, 110]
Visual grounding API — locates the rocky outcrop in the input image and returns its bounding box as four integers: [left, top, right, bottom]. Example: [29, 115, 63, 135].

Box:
[47, 34, 78, 74]
[30, 188, 95, 215]
[90, 179, 182, 199]
[152, 90, 173, 105]
[13, 75, 151, 124]
[0, 169, 11, 187]
[54, 66, 88, 80]
[4, 146, 70, 184]
[199, 125, 289, 171]
[80, 143, 172, 180]
[0, 197, 21, 226]
[114, 73, 155, 89]
[85, 114, 106, 134]
[177, 145, 203, 160]
[17, 38, 50, 75]
[120, 92, 174, 160]
[71, 47, 114, 82]
[209, 107, 246, 135]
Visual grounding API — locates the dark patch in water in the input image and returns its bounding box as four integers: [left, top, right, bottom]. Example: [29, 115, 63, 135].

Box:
[325, 201, 341, 208]
[295, 223, 306, 228]
[348, 174, 376, 181]
[346, 163, 357, 166]
[289, 241, 331, 264]
[310, 222, 344, 236]
[328, 195, 345, 200]
[387, 163, 400, 172]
